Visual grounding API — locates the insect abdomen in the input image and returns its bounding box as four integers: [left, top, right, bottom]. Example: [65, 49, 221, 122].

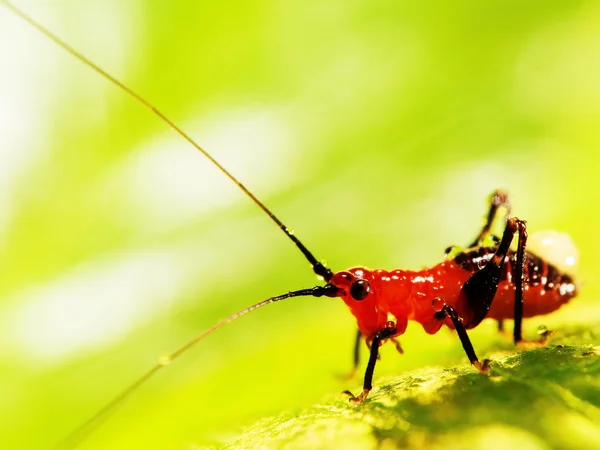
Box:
[454, 247, 577, 320]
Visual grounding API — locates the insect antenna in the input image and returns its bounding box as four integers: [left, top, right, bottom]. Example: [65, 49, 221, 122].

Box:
[54, 284, 341, 449]
[2, 1, 345, 446]
[1, 0, 333, 282]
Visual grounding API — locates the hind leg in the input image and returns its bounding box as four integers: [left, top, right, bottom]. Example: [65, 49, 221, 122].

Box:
[509, 225, 554, 347]
[469, 189, 511, 248]
[444, 190, 511, 258]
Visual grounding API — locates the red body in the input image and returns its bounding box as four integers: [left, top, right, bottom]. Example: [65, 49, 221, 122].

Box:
[331, 248, 577, 340]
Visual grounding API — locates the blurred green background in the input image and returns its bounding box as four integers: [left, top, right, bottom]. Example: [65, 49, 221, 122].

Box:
[1, 1, 599, 449]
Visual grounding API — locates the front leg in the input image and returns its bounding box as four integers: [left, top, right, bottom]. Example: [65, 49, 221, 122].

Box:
[343, 321, 397, 404]
[340, 329, 363, 380]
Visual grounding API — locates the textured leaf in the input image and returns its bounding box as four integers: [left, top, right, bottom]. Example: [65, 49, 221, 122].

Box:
[225, 325, 600, 449]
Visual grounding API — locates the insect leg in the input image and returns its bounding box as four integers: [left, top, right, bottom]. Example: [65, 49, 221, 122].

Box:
[353, 328, 362, 368]
[460, 217, 527, 328]
[468, 189, 511, 247]
[513, 219, 527, 343]
[342, 322, 397, 404]
[434, 304, 490, 373]
[390, 337, 404, 354]
[497, 319, 505, 333]
[510, 218, 551, 346]
[341, 329, 363, 380]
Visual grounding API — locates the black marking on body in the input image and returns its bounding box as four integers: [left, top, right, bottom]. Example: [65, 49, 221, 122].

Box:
[454, 246, 575, 294]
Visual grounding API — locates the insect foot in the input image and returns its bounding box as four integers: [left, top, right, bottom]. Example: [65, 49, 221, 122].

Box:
[473, 359, 492, 374]
[342, 388, 370, 405]
[391, 337, 404, 355]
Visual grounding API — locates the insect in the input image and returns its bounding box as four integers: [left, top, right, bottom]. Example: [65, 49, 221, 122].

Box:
[2, 2, 580, 449]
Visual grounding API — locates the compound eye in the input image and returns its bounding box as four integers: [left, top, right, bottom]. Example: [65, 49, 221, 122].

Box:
[350, 279, 370, 301]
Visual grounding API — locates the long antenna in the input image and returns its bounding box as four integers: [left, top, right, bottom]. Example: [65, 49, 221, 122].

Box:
[54, 285, 340, 449]
[1, 0, 333, 282]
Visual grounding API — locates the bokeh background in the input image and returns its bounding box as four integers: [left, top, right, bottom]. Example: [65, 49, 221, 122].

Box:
[1, 1, 599, 448]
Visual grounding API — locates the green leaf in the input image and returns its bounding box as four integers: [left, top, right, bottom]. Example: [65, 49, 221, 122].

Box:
[2, 2, 600, 449]
[225, 326, 600, 449]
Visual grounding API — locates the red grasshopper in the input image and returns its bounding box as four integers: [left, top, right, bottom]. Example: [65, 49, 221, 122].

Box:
[3, 1, 578, 447]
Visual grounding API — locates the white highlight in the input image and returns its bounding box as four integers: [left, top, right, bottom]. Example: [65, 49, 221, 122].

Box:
[528, 230, 579, 276]
[0, 7, 59, 242]
[1, 248, 193, 364]
[0, 218, 270, 366]
[0, 3, 137, 244]
[413, 275, 434, 283]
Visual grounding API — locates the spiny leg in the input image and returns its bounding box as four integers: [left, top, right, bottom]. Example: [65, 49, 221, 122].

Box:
[469, 189, 511, 248]
[513, 218, 527, 343]
[460, 217, 527, 328]
[444, 216, 528, 367]
[510, 220, 553, 347]
[343, 322, 397, 404]
[461, 216, 549, 347]
[434, 303, 490, 373]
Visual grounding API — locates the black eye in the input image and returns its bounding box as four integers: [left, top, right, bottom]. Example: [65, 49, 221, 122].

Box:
[350, 279, 370, 301]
